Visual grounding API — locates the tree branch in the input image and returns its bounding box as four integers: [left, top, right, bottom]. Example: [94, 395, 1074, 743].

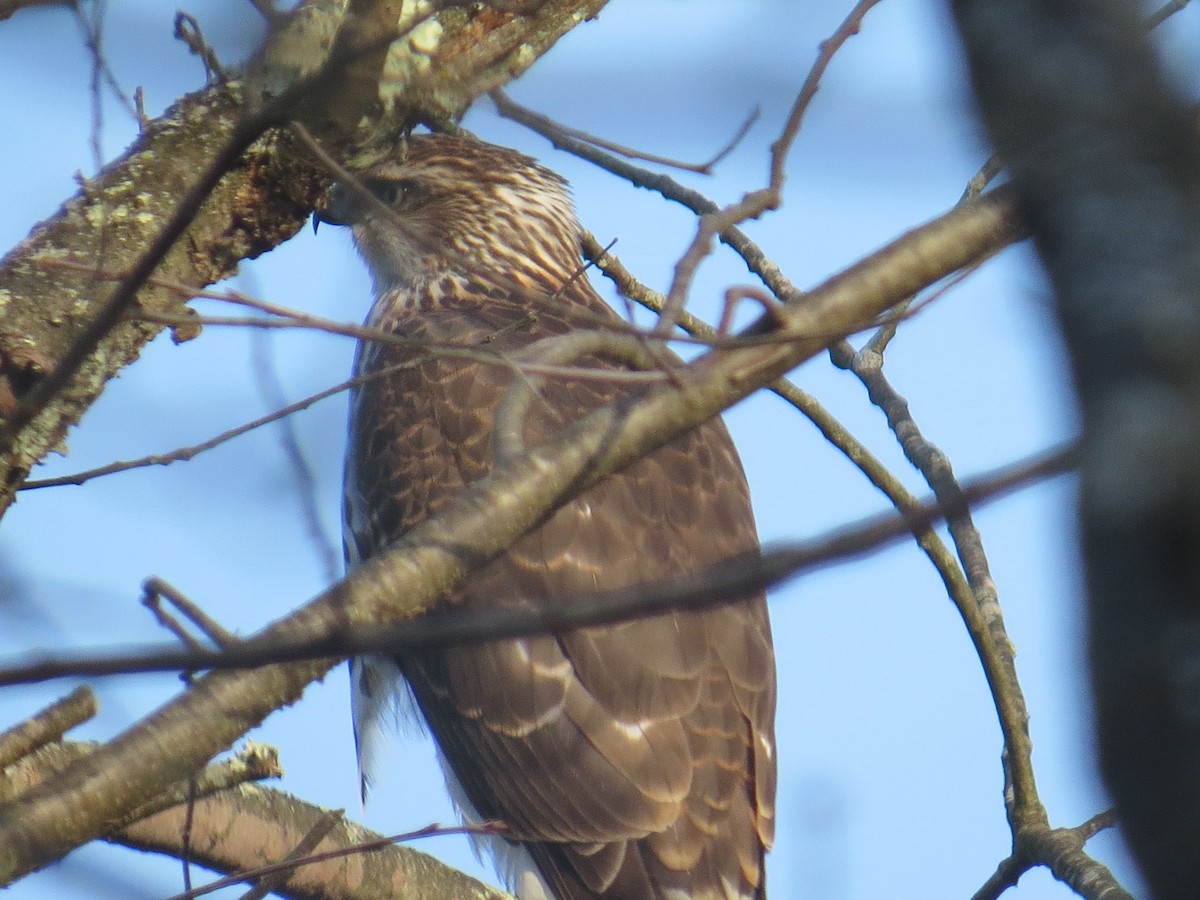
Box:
[0, 442, 1071, 684]
[124, 792, 511, 900]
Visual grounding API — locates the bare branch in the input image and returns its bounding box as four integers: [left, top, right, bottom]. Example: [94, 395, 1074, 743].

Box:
[4, 740, 499, 899]
[653, 0, 886, 333]
[0, 0, 70, 21]
[832, 333, 1045, 832]
[0, 440, 1074, 685]
[174, 12, 229, 83]
[970, 815, 1131, 900]
[0, 688, 96, 770]
[164, 819, 510, 900]
[234, 808, 343, 900]
[143, 578, 239, 651]
[1145, 0, 1194, 28]
[489, 89, 759, 174]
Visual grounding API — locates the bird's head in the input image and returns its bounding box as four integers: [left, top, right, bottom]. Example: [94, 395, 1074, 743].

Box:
[315, 134, 584, 299]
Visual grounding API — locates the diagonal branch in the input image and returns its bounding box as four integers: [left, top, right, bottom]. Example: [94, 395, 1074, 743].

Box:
[0, 441, 1075, 685]
[0, 83, 316, 513]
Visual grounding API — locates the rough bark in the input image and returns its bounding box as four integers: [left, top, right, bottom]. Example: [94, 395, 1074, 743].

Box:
[0, 0, 609, 516]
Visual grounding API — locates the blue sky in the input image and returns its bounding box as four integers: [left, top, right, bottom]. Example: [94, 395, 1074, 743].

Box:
[4, 0, 1191, 896]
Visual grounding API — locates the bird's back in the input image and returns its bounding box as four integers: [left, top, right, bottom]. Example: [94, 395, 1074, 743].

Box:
[344, 277, 775, 898]
[335, 133, 775, 900]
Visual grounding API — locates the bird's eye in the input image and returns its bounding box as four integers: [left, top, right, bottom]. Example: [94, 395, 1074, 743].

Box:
[368, 179, 417, 206]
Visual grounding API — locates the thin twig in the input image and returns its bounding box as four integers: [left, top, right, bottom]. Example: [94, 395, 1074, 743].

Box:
[0, 443, 1075, 686]
[174, 12, 229, 83]
[865, 259, 985, 354]
[1072, 809, 1120, 842]
[961, 154, 1003, 202]
[19, 370, 376, 490]
[492, 77, 796, 302]
[490, 89, 759, 174]
[180, 776, 197, 893]
[236, 809, 345, 900]
[831, 337, 1043, 833]
[136, 311, 681, 379]
[768, 0, 886, 188]
[75, 0, 107, 172]
[651, 0, 889, 334]
[143, 578, 238, 650]
[165, 821, 508, 900]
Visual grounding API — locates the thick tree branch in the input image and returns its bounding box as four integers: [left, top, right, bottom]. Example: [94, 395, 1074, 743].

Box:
[0, 84, 317, 511]
[120, 790, 512, 900]
[951, 0, 1200, 897]
[3, 737, 503, 899]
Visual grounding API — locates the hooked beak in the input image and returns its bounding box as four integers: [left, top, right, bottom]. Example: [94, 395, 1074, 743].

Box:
[312, 183, 356, 234]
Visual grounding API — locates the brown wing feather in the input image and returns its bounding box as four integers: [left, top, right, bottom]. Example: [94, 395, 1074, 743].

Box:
[347, 278, 775, 899]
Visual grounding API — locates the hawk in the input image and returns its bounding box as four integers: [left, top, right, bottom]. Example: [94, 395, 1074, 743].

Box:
[320, 133, 776, 899]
